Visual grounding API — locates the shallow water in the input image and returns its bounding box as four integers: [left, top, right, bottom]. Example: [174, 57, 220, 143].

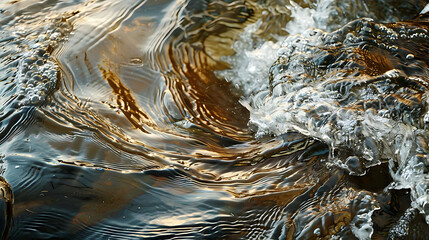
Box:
[0, 0, 428, 239]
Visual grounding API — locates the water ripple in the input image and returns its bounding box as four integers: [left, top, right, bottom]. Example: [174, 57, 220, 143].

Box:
[1, 0, 428, 239]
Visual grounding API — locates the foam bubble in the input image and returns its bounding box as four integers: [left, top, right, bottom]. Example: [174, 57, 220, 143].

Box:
[249, 18, 429, 228]
[217, 21, 282, 99]
[217, 0, 429, 231]
[12, 15, 74, 107]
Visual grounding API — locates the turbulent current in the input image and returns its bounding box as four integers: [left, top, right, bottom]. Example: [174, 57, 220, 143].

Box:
[0, 0, 429, 239]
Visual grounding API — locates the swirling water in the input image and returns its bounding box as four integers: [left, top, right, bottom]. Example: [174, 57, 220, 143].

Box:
[0, 0, 428, 239]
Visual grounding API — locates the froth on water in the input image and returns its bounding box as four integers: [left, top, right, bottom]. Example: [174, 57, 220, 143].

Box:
[0, 0, 429, 239]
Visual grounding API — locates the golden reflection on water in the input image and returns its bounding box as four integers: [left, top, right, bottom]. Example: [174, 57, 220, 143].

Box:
[99, 63, 153, 133]
[0, 0, 429, 239]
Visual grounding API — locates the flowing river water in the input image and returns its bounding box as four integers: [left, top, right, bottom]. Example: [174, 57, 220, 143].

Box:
[0, 0, 429, 239]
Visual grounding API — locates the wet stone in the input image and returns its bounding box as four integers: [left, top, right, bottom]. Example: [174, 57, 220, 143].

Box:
[249, 13, 429, 222]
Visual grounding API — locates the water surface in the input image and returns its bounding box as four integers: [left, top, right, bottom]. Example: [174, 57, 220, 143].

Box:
[0, 0, 429, 239]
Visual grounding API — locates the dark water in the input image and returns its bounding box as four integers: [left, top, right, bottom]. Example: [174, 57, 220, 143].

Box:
[0, 0, 428, 239]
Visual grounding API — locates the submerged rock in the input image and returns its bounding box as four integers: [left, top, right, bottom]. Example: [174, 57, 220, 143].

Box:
[250, 12, 429, 224]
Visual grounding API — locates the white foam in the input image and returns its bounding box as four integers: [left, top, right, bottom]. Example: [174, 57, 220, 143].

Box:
[247, 24, 429, 223]
[220, 0, 429, 229]
[218, 21, 282, 99]
[351, 208, 377, 240]
[13, 16, 73, 106]
[285, 1, 317, 35]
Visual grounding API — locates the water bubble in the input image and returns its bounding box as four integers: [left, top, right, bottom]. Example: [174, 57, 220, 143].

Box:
[30, 95, 40, 104]
[35, 59, 44, 66]
[130, 58, 142, 65]
[390, 45, 398, 52]
[23, 57, 37, 64]
[25, 70, 34, 78]
[313, 228, 321, 236]
[32, 74, 42, 81]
